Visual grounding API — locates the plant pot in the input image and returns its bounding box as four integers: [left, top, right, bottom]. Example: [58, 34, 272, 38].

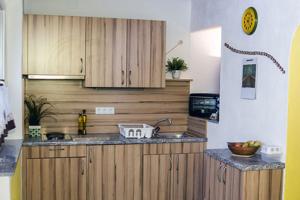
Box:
[29, 125, 41, 137]
[171, 70, 181, 79]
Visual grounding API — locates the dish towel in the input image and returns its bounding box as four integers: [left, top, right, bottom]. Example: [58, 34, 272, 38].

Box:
[0, 84, 16, 144]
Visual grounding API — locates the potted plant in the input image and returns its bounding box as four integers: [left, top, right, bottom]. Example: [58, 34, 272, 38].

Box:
[166, 57, 188, 79]
[24, 95, 56, 137]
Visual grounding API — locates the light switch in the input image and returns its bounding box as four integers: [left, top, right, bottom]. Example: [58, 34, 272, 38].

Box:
[95, 107, 115, 115]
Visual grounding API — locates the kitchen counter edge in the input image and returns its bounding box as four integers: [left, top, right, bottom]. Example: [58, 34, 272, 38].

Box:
[22, 136, 208, 147]
[0, 139, 23, 176]
[205, 149, 285, 171]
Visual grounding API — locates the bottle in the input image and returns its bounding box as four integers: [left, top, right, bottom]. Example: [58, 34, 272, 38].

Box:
[78, 113, 83, 135]
[82, 109, 87, 135]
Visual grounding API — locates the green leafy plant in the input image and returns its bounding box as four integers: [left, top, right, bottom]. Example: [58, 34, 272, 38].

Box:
[24, 95, 56, 126]
[166, 57, 188, 72]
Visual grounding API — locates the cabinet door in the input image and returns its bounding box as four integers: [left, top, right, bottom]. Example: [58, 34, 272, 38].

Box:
[204, 155, 226, 200]
[172, 153, 204, 200]
[26, 157, 86, 200]
[127, 20, 166, 88]
[224, 165, 243, 200]
[85, 18, 127, 87]
[143, 154, 172, 200]
[88, 145, 143, 200]
[26, 15, 86, 75]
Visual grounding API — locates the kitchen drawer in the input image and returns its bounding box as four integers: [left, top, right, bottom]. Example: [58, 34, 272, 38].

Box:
[23, 145, 86, 158]
[143, 142, 206, 155]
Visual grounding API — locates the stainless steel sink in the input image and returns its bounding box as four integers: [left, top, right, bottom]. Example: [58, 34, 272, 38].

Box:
[71, 134, 117, 142]
[152, 132, 193, 139]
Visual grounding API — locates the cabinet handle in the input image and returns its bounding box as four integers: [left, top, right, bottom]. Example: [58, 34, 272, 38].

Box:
[222, 165, 227, 185]
[217, 164, 222, 183]
[49, 147, 65, 151]
[89, 148, 92, 163]
[48, 147, 55, 151]
[129, 70, 132, 85]
[176, 156, 179, 185]
[169, 155, 172, 171]
[80, 58, 83, 73]
[80, 159, 85, 175]
[121, 70, 125, 85]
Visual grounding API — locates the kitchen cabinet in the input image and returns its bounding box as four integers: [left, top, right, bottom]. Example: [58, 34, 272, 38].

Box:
[23, 14, 86, 77]
[143, 143, 205, 200]
[85, 18, 166, 88]
[26, 157, 86, 200]
[22, 145, 87, 200]
[204, 154, 283, 200]
[126, 20, 166, 88]
[22, 142, 206, 200]
[87, 144, 143, 200]
[85, 18, 127, 87]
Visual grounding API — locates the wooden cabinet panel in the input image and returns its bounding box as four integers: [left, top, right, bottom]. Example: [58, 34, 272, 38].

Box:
[87, 144, 143, 200]
[143, 142, 205, 155]
[23, 145, 86, 158]
[204, 155, 283, 200]
[25, 14, 86, 76]
[149, 21, 166, 88]
[85, 18, 127, 87]
[143, 154, 172, 200]
[127, 20, 166, 88]
[85, 18, 165, 88]
[172, 153, 204, 200]
[143, 152, 204, 200]
[26, 157, 86, 200]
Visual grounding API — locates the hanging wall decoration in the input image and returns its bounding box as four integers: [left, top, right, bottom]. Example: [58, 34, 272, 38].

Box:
[242, 7, 258, 35]
[241, 58, 257, 100]
[224, 43, 286, 74]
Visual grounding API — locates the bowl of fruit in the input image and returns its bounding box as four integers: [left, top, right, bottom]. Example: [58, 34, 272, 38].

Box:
[227, 141, 261, 157]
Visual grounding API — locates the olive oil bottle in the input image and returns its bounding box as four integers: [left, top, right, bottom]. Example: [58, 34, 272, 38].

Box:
[82, 109, 87, 135]
[78, 113, 83, 135]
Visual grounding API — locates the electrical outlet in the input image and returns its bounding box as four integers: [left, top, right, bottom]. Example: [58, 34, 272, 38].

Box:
[95, 107, 115, 115]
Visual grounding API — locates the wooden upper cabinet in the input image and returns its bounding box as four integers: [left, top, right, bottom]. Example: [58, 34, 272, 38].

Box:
[85, 18, 127, 87]
[85, 18, 166, 88]
[127, 20, 166, 88]
[24, 14, 86, 76]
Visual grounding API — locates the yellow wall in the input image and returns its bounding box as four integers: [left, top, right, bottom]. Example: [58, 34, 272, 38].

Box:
[285, 26, 300, 200]
[10, 159, 21, 200]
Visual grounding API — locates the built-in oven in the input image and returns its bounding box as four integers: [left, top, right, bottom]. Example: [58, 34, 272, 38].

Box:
[189, 93, 219, 121]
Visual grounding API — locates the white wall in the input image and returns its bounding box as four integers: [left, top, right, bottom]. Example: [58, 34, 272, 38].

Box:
[191, 0, 300, 162]
[0, 0, 23, 198]
[4, 0, 23, 140]
[190, 27, 221, 93]
[24, 0, 192, 79]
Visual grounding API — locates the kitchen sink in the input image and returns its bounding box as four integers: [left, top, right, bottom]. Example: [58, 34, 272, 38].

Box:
[71, 132, 195, 141]
[152, 132, 193, 139]
[71, 134, 117, 142]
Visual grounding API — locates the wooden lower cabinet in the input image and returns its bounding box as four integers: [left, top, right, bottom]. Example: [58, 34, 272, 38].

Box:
[26, 157, 86, 200]
[204, 154, 283, 200]
[143, 154, 172, 200]
[87, 144, 143, 200]
[143, 153, 204, 200]
[23, 143, 206, 200]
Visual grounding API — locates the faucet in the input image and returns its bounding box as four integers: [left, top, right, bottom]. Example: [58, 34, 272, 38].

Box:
[152, 118, 173, 137]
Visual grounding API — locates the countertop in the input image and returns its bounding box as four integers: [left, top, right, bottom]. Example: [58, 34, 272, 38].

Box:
[205, 149, 285, 171]
[22, 133, 208, 146]
[0, 139, 23, 176]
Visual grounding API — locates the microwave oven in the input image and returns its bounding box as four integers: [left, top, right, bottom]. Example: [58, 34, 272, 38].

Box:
[189, 93, 219, 120]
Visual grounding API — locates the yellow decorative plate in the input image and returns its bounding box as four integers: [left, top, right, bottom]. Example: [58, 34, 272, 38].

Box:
[242, 7, 258, 35]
